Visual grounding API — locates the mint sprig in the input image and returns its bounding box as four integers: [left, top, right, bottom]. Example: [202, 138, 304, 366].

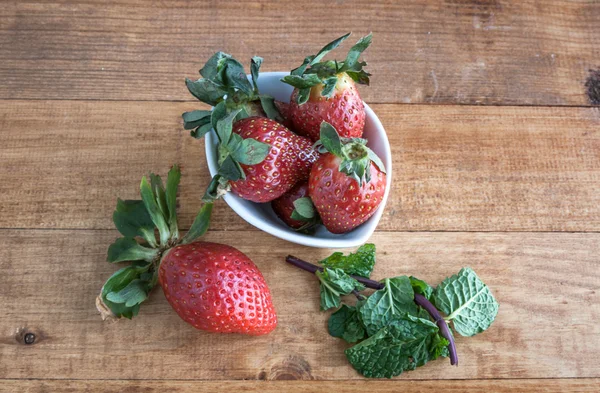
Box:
[285, 254, 499, 378]
[319, 243, 376, 278]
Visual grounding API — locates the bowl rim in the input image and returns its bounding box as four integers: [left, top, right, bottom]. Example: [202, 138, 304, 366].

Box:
[205, 71, 392, 248]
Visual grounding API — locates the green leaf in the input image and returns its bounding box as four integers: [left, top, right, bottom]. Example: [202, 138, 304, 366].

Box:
[229, 138, 270, 165]
[165, 165, 181, 240]
[339, 153, 370, 187]
[223, 58, 254, 96]
[250, 56, 263, 92]
[311, 32, 352, 65]
[211, 101, 227, 132]
[281, 74, 323, 89]
[321, 76, 338, 98]
[258, 95, 284, 122]
[433, 267, 499, 337]
[140, 176, 171, 245]
[185, 78, 227, 106]
[107, 237, 158, 263]
[100, 264, 149, 319]
[218, 154, 245, 181]
[319, 121, 343, 157]
[190, 122, 213, 139]
[329, 304, 367, 343]
[319, 243, 376, 278]
[216, 108, 241, 144]
[346, 69, 371, 85]
[150, 173, 168, 224]
[409, 276, 434, 300]
[297, 88, 311, 105]
[365, 146, 386, 174]
[345, 314, 439, 378]
[112, 199, 156, 247]
[340, 33, 372, 72]
[106, 279, 149, 307]
[199, 51, 231, 80]
[359, 276, 418, 336]
[181, 202, 214, 244]
[290, 55, 315, 76]
[182, 110, 212, 130]
[290, 197, 316, 221]
[316, 268, 365, 311]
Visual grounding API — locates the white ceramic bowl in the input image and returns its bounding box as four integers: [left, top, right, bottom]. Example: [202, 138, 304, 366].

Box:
[205, 72, 392, 248]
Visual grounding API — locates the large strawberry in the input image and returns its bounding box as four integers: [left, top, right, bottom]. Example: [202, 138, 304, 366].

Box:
[282, 32, 372, 142]
[204, 115, 318, 203]
[271, 182, 320, 231]
[309, 122, 387, 234]
[96, 165, 277, 335]
[182, 53, 317, 203]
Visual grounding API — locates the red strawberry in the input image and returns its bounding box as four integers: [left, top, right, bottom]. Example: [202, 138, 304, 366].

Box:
[96, 165, 277, 336]
[159, 241, 277, 335]
[274, 100, 295, 130]
[289, 73, 365, 142]
[282, 33, 372, 142]
[272, 182, 319, 230]
[309, 122, 386, 234]
[228, 117, 318, 202]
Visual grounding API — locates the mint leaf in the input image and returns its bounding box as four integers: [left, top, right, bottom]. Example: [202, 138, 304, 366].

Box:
[328, 304, 367, 343]
[112, 199, 156, 247]
[345, 314, 439, 378]
[316, 268, 365, 311]
[359, 276, 418, 335]
[107, 237, 158, 263]
[319, 243, 376, 278]
[434, 267, 499, 337]
[409, 276, 434, 300]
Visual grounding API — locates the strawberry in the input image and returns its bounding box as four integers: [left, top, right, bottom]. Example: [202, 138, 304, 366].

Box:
[96, 165, 277, 335]
[182, 53, 317, 203]
[224, 116, 318, 203]
[271, 182, 320, 231]
[309, 122, 387, 234]
[159, 241, 276, 335]
[273, 100, 295, 130]
[282, 33, 372, 142]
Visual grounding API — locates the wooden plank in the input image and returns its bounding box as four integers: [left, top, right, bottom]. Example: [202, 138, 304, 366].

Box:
[0, 0, 599, 105]
[1, 100, 600, 232]
[2, 379, 600, 393]
[1, 230, 598, 380]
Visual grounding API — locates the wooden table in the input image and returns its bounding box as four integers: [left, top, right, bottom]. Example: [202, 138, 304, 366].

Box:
[1, 1, 599, 392]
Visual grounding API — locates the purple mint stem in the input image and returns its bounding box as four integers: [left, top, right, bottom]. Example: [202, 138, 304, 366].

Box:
[285, 255, 458, 366]
[414, 293, 458, 366]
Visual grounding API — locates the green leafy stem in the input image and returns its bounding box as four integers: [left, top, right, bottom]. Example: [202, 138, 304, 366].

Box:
[285, 255, 458, 365]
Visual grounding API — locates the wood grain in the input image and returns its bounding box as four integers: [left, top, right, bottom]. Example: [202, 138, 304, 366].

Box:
[1, 100, 599, 232]
[1, 0, 599, 105]
[1, 230, 598, 380]
[2, 379, 600, 393]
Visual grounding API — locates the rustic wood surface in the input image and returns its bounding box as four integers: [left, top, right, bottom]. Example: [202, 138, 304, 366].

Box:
[1, 0, 599, 391]
[0, 0, 599, 105]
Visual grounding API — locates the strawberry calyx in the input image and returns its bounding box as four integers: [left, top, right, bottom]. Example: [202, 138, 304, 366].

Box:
[97, 165, 215, 320]
[316, 122, 386, 187]
[290, 196, 322, 233]
[281, 32, 372, 105]
[183, 53, 287, 138]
